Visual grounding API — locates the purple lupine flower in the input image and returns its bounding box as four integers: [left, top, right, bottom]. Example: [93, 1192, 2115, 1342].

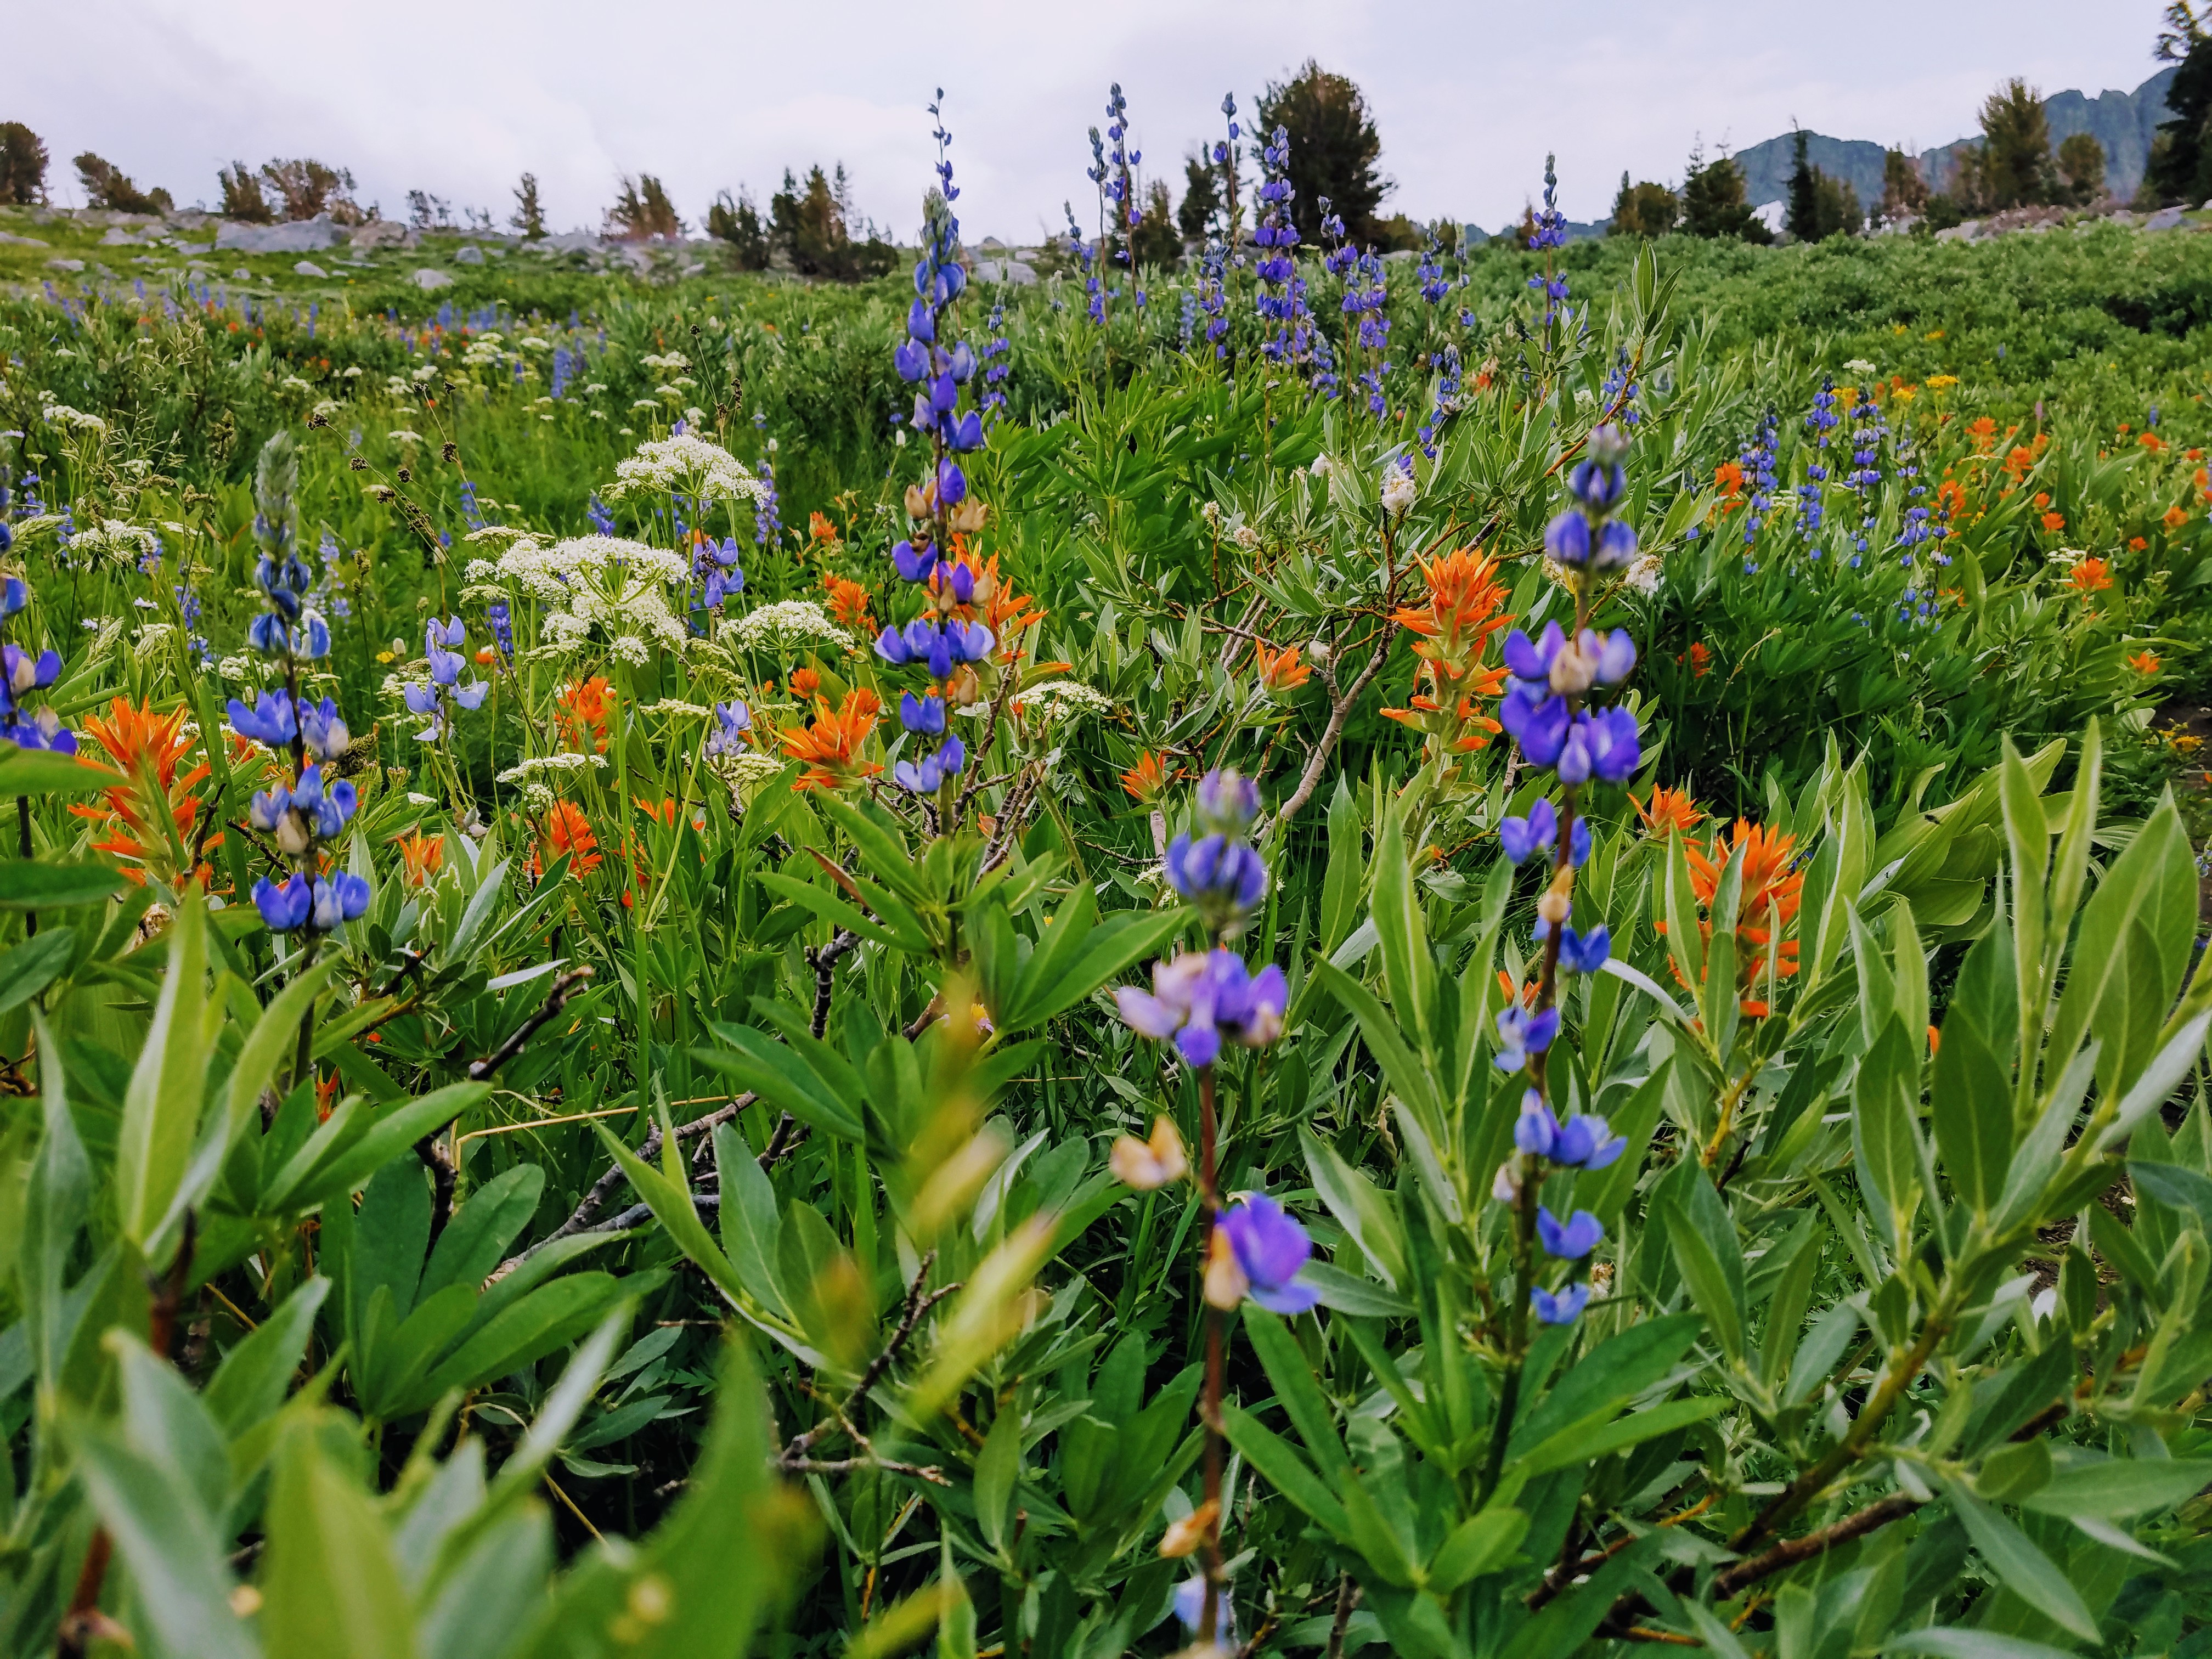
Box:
[1537, 1206, 1604, 1259]
[1115, 949, 1286, 1069]
[892, 733, 967, 794]
[1553, 1111, 1626, 1169]
[1217, 1193, 1319, 1314]
[1557, 923, 1611, 974]
[1557, 706, 1641, 786]
[253, 872, 314, 932]
[298, 696, 349, 761]
[1165, 833, 1268, 917]
[706, 700, 751, 758]
[1499, 684, 1570, 767]
[1499, 798, 1558, 865]
[1175, 1578, 1235, 1645]
[900, 692, 945, 735]
[1494, 1005, 1560, 1071]
[228, 690, 297, 749]
[1531, 1282, 1589, 1324]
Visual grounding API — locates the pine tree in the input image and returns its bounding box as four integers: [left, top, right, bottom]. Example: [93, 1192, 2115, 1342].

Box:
[1257, 61, 1391, 245]
[511, 173, 546, 240]
[1785, 129, 1820, 242]
[0, 124, 49, 205]
[706, 189, 771, 269]
[1977, 80, 2051, 209]
[1178, 151, 1222, 244]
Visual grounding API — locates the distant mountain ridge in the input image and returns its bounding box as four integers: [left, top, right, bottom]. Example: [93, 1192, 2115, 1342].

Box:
[1729, 65, 2177, 210]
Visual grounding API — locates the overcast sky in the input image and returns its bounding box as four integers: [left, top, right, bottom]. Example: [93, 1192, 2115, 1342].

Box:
[9, 0, 2172, 241]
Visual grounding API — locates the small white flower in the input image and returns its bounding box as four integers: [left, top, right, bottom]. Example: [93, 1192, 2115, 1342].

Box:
[1012, 679, 1114, 723]
[605, 432, 766, 506]
[407, 792, 439, 806]
[1380, 467, 1417, 517]
[726, 600, 855, 654]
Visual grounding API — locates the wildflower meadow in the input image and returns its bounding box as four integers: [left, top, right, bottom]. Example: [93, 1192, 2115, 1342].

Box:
[4, 66, 2212, 1659]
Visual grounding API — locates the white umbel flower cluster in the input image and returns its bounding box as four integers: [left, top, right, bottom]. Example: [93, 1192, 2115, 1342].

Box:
[725, 600, 854, 655]
[605, 433, 766, 506]
[67, 520, 160, 560]
[494, 535, 692, 657]
[1011, 679, 1114, 723]
[496, 752, 610, 785]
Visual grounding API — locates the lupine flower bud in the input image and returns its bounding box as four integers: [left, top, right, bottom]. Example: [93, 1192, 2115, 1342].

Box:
[1194, 768, 1259, 835]
[1531, 1282, 1590, 1324]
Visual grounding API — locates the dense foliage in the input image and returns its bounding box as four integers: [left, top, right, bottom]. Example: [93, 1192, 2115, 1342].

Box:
[0, 144, 2209, 1659]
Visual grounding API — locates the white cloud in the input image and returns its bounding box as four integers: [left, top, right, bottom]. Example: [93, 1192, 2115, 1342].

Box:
[10, 0, 2170, 237]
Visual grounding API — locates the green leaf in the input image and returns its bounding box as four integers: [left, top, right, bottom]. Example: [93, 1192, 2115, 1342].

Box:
[1300, 1125, 1407, 1289]
[0, 746, 121, 794]
[2098, 1008, 2212, 1152]
[1853, 1019, 1924, 1252]
[1662, 1187, 1745, 1364]
[206, 1275, 330, 1438]
[1308, 959, 1444, 1132]
[1217, 1402, 1350, 1538]
[1301, 1261, 1412, 1318]
[697, 1020, 865, 1146]
[1320, 771, 1364, 956]
[1931, 1002, 2012, 1217]
[0, 860, 127, 908]
[974, 1409, 1020, 1554]
[1372, 800, 1434, 1045]
[2051, 794, 2193, 1087]
[1515, 1393, 1726, 1475]
[1885, 1631, 2083, 1659]
[1242, 1306, 1352, 1479]
[73, 1422, 257, 1659]
[1510, 1313, 1701, 1457]
[1662, 827, 1707, 998]
[116, 891, 211, 1250]
[1005, 899, 1185, 1030]
[1944, 1481, 2101, 1641]
[262, 1417, 421, 1659]
[0, 928, 72, 1017]
[1425, 1506, 1528, 1594]
[263, 1082, 492, 1215]
[2020, 1457, 2212, 1519]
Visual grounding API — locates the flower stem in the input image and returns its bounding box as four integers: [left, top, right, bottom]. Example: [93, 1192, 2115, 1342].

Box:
[1198, 1062, 1226, 1647]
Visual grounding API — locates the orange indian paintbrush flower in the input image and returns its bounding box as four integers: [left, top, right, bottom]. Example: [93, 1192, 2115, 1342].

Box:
[778, 691, 882, 791]
[70, 698, 224, 890]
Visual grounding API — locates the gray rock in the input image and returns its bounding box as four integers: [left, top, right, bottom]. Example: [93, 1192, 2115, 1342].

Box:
[2146, 205, 2186, 230]
[351, 221, 414, 250]
[214, 215, 343, 253]
[99, 227, 139, 246]
[412, 268, 454, 290]
[0, 231, 46, 246]
[680, 261, 704, 276]
[232, 267, 252, 280]
[538, 229, 605, 255]
[294, 260, 329, 277]
[973, 257, 1038, 286]
[453, 244, 486, 265]
[45, 258, 84, 273]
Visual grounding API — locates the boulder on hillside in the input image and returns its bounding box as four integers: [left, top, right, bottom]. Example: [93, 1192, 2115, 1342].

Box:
[413, 268, 454, 290]
[351, 221, 413, 250]
[294, 261, 329, 277]
[215, 215, 343, 253]
[453, 245, 486, 264]
[973, 257, 1038, 286]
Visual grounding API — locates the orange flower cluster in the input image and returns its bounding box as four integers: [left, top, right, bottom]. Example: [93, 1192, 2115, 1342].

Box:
[1659, 819, 1804, 1017]
[2067, 558, 2113, 595]
[809, 511, 842, 549]
[71, 699, 226, 891]
[822, 572, 873, 632]
[555, 675, 614, 754]
[1252, 639, 1312, 695]
[1121, 751, 1175, 804]
[531, 800, 601, 879]
[1634, 785, 1703, 839]
[396, 829, 444, 887]
[779, 691, 882, 791]
[1380, 548, 1513, 758]
[1966, 416, 1998, 451]
[2128, 650, 2163, 676]
[1679, 641, 1714, 679]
